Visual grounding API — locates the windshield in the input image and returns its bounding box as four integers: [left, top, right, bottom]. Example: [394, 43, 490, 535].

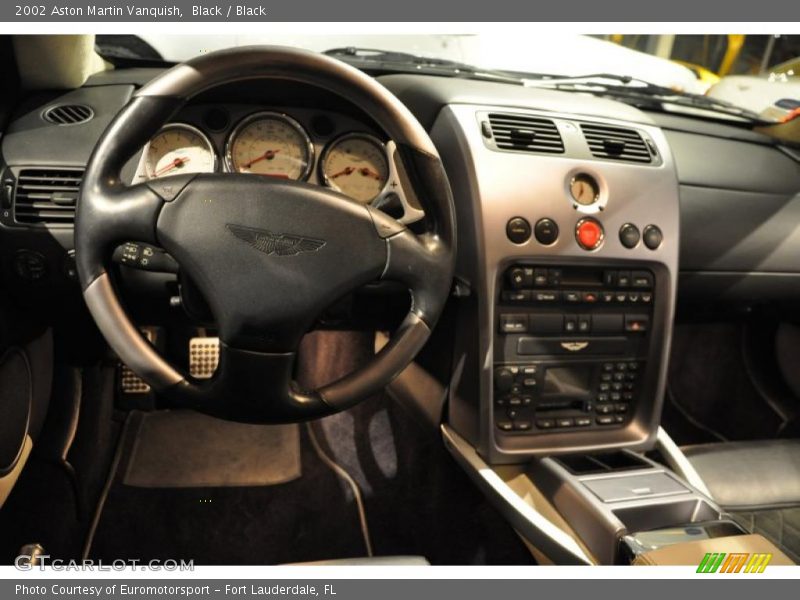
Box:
[103, 33, 800, 123]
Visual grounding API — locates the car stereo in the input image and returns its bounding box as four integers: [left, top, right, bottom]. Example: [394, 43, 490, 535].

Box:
[493, 264, 655, 435]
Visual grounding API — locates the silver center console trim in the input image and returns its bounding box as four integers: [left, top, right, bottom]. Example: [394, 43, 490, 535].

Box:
[655, 426, 714, 498]
[442, 424, 593, 565]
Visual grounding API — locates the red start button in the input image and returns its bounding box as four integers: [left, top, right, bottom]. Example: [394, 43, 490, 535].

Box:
[575, 218, 604, 250]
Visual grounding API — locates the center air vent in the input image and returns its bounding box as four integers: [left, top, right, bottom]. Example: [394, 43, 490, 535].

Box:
[13, 168, 83, 225]
[43, 104, 94, 125]
[580, 123, 652, 164]
[487, 113, 565, 154]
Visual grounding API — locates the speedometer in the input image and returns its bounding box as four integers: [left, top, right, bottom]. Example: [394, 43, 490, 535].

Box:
[144, 124, 216, 180]
[225, 112, 313, 180]
[320, 133, 389, 204]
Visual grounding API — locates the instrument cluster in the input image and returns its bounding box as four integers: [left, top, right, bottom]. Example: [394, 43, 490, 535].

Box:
[134, 106, 405, 211]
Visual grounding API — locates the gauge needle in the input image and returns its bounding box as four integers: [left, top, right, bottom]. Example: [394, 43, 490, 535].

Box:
[331, 166, 355, 179]
[154, 156, 190, 177]
[359, 167, 382, 180]
[243, 149, 280, 168]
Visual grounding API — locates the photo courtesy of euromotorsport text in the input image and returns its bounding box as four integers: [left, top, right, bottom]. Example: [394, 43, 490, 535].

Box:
[1, 1, 800, 597]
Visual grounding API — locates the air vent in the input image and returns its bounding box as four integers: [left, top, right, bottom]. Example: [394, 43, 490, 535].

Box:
[580, 123, 652, 164]
[13, 168, 83, 225]
[487, 113, 564, 154]
[43, 104, 94, 125]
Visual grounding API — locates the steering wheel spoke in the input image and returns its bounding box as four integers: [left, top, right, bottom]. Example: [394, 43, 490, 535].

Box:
[76, 181, 165, 285]
[175, 344, 333, 423]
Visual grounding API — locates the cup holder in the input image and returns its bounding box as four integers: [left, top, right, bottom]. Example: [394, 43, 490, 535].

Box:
[613, 498, 721, 533]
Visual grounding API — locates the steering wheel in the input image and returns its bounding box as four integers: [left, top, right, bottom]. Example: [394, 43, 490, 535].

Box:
[75, 46, 456, 423]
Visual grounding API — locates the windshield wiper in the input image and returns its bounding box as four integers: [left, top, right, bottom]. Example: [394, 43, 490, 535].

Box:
[323, 47, 525, 85]
[523, 73, 767, 123]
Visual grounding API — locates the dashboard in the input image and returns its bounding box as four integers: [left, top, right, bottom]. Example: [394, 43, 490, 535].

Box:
[1, 67, 800, 464]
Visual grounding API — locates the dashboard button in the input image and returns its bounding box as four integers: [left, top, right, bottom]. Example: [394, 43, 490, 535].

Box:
[619, 223, 641, 249]
[508, 267, 533, 289]
[532, 291, 560, 302]
[506, 217, 532, 244]
[643, 224, 663, 250]
[499, 314, 528, 333]
[533, 268, 548, 286]
[502, 290, 531, 302]
[631, 271, 654, 288]
[494, 367, 515, 392]
[534, 218, 559, 245]
[575, 218, 604, 250]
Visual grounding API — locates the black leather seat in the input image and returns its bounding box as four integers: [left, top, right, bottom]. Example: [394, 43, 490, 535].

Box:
[683, 439, 800, 562]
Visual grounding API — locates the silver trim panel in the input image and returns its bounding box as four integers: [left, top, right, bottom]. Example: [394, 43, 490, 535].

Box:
[655, 426, 714, 498]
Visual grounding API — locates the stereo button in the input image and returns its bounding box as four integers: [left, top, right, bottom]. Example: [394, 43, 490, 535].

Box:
[500, 314, 528, 333]
[534, 218, 560, 245]
[494, 367, 515, 392]
[619, 223, 641, 249]
[533, 291, 560, 302]
[643, 225, 663, 250]
[506, 217, 532, 244]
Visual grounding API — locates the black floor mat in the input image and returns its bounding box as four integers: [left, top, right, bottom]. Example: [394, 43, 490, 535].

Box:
[88, 415, 368, 565]
[87, 330, 535, 565]
[123, 410, 301, 488]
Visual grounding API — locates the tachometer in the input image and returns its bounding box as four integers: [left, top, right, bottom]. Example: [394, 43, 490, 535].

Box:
[144, 124, 217, 180]
[321, 134, 389, 204]
[225, 112, 313, 180]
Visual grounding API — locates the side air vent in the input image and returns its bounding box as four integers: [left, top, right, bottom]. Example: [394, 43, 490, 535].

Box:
[580, 123, 653, 164]
[487, 113, 565, 154]
[43, 104, 94, 125]
[13, 168, 83, 225]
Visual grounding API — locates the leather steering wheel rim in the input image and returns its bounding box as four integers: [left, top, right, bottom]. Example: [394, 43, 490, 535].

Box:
[76, 46, 456, 423]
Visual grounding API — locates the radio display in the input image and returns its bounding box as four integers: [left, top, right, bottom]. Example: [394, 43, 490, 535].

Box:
[558, 268, 604, 287]
[543, 366, 592, 397]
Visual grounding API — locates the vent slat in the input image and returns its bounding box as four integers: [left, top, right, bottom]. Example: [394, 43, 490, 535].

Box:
[580, 123, 652, 164]
[13, 168, 84, 225]
[487, 113, 564, 155]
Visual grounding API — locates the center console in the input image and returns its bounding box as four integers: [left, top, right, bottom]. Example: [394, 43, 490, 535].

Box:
[432, 99, 680, 462]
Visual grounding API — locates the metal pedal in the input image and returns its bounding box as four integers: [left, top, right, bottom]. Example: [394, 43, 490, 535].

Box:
[119, 328, 156, 394]
[189, 336, 219, 379]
